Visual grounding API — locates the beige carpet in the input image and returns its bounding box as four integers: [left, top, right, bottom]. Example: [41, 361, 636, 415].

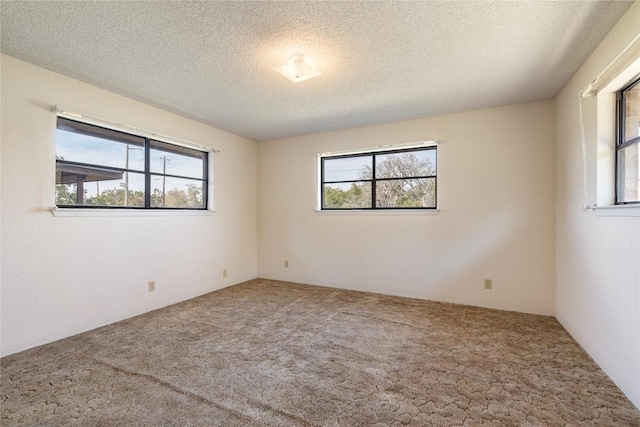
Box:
[2, 279, 639, 426]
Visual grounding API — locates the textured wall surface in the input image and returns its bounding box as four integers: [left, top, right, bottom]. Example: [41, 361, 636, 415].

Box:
[555, 2, 640, 409]
[258, 100, 556, 316]
[0, 55, 258, 356]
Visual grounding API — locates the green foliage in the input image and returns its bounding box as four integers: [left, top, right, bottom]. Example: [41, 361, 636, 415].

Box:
[152, 184, 203, 208]
[324, 186, 347, 207]
[86, 188, 145, 207]
[58, 182, 203, 208]
[55, 184, 77, 205]
[323, 183, 370, 208]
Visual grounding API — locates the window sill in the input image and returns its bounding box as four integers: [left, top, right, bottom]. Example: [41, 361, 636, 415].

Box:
[50, 207, 215, 217]
[592, 204, 640, 217]
[314, 208, 440, 215]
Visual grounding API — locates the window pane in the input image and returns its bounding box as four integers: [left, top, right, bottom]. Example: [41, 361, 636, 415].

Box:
[150, 140, 206, 179]
[375, 149, 436, 179]
[151, 175, 205, 208]
[618, 143, 640, 203]
[55, 166, 145, 207]
[55, 119, 209, 210]
[323, 182, 371, 208]
[323, 156, 372, 182]
[56, 119, 145, 171]
[376, 178, 436, 208]
[624, 83, 640, 143]
[55, 183, 79, 205]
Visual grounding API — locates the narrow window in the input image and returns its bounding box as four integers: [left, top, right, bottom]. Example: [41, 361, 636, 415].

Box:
[616, 76, 640, 204]
[148, 140, 208, 208]
[320, 146, 437, 210]
[55, 117, 208, 209]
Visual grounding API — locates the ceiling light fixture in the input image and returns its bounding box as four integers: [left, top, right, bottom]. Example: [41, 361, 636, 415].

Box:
[273, 53, 321, 83]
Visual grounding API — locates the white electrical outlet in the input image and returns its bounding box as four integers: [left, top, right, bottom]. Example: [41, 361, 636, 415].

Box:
[484, 279, 492, 290]
[223, 269, 227, 278]
[284, 260, 289, 268]
[148, 281, 156, 292]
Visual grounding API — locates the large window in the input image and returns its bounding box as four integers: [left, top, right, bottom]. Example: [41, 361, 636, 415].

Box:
[320, 146, 437, 210]
[617, 76, 640, 204]
[55, 117, 208, 209]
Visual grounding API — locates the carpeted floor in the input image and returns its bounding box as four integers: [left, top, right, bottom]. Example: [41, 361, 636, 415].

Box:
[2, 279, 639, 426]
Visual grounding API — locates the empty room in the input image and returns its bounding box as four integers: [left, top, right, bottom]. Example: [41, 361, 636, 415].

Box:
[1, 1, 639, 425]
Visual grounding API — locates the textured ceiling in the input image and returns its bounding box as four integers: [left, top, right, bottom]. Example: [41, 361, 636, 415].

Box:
[0, 1, 634, 141]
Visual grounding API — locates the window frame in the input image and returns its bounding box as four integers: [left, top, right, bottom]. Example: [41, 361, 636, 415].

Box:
[55, 117, 209, 210]
[615, 75, 640, 205]
[319, 145, 437, 211]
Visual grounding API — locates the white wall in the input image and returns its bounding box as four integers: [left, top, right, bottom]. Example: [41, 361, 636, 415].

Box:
[0, 55, 258, 356]
[258, 100, 556, 316]
[555, 2, 640, 409]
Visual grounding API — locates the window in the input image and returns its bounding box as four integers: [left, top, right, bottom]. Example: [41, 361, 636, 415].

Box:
[320, 146, 436, 210]
[616, 76, 640, 204]
[55, 117, 208, 209]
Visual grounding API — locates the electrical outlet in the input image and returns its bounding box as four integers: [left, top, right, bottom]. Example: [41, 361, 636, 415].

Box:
[284, 260, 289, 268]
[223, 269, 227, 278]
[148, 281, 156, 292]
[484, 279, 492, 290]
